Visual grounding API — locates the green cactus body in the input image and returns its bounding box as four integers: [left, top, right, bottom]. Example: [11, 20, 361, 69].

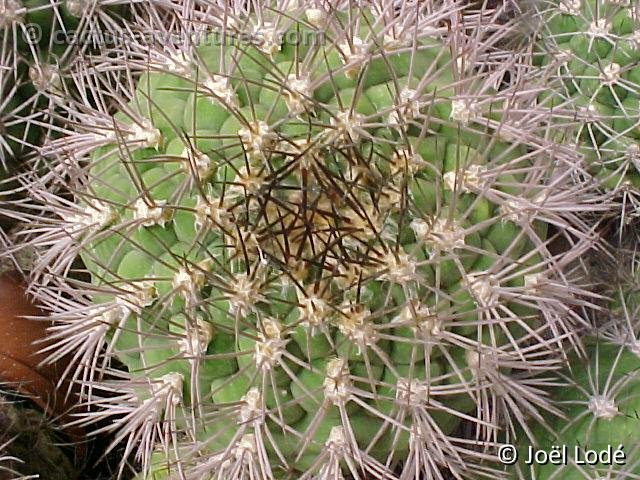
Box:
[36, 3, 592, 479]
[511, 339, 640, 479]
[534, 0, 640, 192]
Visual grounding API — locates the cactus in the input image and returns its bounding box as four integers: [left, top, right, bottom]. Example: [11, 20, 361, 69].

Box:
[0, 1, 147, 171]
[9, 1, 611, 479]
[531, 0, 640, 220]
[510, 335, 640, 480]
[1, 1, 94, 162]
[506, 214, 640, 479]
[0, 53, 34, 171]
[0, 1, 175, 239]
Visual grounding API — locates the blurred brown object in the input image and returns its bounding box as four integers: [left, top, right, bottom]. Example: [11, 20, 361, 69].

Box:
[0, 270, 86, 458]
